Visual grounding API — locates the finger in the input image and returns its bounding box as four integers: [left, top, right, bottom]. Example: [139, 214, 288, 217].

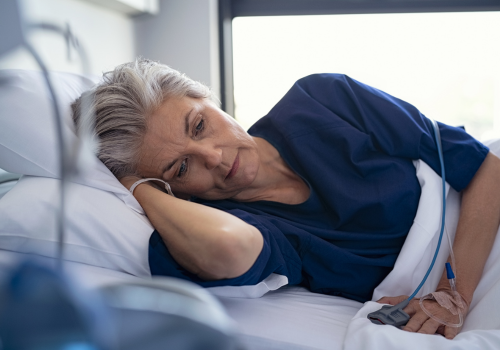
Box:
[402, 311, 429, 332]
[402, 299, 421, 317]
[377, 295, 408, 305]
[416, 318, 442, 335]
[435, 324, 446, 336]
[444, 326, 459, 340]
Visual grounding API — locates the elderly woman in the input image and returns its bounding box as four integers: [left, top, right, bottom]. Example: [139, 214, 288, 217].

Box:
[72, 59, 500, 339]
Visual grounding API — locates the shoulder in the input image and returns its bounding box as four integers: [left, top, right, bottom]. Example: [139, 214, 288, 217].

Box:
[294, 73, 366, 88]
[248, 73, 359, 138]
[296, 73, 348, 83]
[293, 73, 383, 100]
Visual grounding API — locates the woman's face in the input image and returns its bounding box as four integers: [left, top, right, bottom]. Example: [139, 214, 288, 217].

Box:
[136, 96, 260, 200]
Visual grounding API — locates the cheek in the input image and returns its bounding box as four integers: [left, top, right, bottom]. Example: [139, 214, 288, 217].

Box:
[172, 175, 214, 197]
[239, 152, 259, 184]
[229, 123, 250, 141]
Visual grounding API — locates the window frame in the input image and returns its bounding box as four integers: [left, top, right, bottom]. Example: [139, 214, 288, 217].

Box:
[218, 0, 500, 116]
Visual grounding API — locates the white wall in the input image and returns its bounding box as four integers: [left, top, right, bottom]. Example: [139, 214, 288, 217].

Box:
[0, 0, 220, 97]
[134, 0, 221, 99]
[0, 0, 136, 75]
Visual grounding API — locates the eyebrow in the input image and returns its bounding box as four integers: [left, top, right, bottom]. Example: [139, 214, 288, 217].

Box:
[161, 107, 193, 175]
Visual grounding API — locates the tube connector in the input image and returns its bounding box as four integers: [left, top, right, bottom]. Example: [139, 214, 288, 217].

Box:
[445, 262, 455, 279]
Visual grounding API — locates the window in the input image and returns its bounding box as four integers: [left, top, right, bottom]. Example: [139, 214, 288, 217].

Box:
[232, 12, 500, 140]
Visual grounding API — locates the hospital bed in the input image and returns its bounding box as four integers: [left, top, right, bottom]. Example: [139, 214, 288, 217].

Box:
[1, 69, 500, 350]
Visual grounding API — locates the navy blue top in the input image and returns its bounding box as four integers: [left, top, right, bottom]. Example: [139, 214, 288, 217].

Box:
[149, 74, 489, 302]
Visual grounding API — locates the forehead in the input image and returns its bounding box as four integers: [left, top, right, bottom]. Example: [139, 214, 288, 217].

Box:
[137, 96, 200, 175]
[147, 95, 207, 141]
[149, 95, 196, 130]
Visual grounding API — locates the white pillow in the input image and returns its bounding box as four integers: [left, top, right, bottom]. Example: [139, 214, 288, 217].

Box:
[0, 69, 153, 276]
[0, 175, 153, 276]
[0, 69, 144, 214]
[0, 69, 93, 178]
[0, 69, 286, 296]
[0, 174, 287, 295]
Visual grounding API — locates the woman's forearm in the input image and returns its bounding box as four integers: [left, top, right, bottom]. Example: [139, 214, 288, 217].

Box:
[437, 152, 500, 304]
[133, 183, 263, 280]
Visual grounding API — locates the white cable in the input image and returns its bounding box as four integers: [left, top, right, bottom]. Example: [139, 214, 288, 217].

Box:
[129, 178, 175, 197]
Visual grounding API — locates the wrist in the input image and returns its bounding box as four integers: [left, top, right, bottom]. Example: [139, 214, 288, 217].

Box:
[129, 178, 175, 197]
[435, 285, 471, 309]
[133, 181, 163, 199]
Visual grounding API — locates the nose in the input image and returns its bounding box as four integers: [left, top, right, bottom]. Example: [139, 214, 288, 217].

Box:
[193, 142, 222, 170]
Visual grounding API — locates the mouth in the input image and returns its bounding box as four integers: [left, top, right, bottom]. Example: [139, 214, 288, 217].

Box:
[225, 154, 240, 180]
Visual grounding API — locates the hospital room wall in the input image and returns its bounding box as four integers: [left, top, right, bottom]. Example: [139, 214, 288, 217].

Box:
[134, 0, 221, 100]
[0, 0, 221, 100]
[0, 0, 136, 76]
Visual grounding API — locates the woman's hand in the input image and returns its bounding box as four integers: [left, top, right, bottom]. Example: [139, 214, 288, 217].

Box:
[375, 153, 500, 339]
[377, 293, 469, 339]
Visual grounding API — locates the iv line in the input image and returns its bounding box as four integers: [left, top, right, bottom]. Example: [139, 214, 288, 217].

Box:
[367, 119, 463, 328]
[409, 120, 463, 327]
[407, 119, 447, 301]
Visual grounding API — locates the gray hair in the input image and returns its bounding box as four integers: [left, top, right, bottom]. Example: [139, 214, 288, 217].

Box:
[72, 58, 215, 179]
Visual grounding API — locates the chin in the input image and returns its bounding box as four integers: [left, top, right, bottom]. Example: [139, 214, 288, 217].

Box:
[237, 160, 258, 187]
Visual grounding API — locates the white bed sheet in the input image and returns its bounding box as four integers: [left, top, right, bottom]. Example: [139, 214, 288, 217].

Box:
[344, 223, 500, 350]
[218, 286, 361, 350]
[344, 139, 500, 350]
[0, 249, 361, 350]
